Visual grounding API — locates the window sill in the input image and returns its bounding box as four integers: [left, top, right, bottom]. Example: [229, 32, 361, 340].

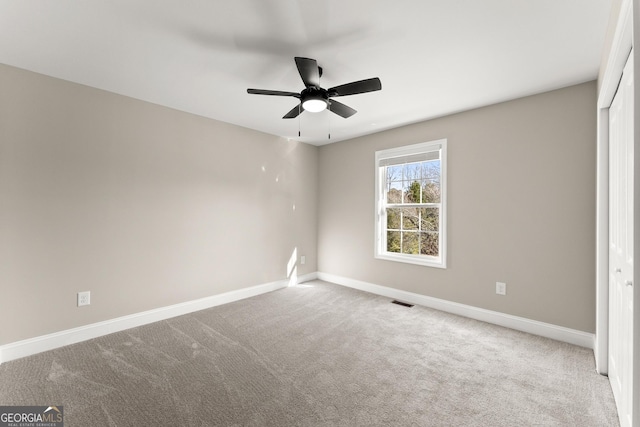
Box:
[375, 252, 446, 269]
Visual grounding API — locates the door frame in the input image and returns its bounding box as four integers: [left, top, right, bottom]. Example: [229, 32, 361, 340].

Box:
[596, 0, 632, 376]
[596, 0, 639, 424]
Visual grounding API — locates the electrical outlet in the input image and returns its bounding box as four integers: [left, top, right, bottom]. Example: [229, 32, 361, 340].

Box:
[301, 255, 306, 265]
[78, 291, 91, 307]
[496, 282, 507, 296]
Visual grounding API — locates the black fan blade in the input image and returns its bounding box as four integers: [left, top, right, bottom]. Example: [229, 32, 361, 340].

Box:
[283, 104, 303, 119]
[247, 89, 300, 97]
[328, 77, 382, 97]
[329, 100, 357, 118]
[295, 57, 320, 88]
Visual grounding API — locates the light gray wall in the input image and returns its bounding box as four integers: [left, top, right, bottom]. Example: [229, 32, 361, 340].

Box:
[0, 64, 318, 345]
[318, 82, 597, 333]
[0, 62, 598, 343]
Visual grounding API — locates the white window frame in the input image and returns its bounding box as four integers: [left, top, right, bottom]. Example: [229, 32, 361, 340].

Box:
[374, 139, 447, 268]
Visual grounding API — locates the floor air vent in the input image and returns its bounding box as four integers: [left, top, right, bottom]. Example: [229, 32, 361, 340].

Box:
[391, 300, 414, 308]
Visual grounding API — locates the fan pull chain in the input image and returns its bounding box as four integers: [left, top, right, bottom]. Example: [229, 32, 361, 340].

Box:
[298, 104, 301, 137]
[328, 104, 331, 140]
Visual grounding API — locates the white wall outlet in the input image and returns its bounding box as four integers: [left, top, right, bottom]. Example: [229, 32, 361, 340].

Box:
[78, 291, 91, 307]
[496, 282, 507, 296]
[301, 255, 306, 265]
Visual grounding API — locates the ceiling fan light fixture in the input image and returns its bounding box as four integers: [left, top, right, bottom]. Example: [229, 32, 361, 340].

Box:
[302, 98, 327, 113]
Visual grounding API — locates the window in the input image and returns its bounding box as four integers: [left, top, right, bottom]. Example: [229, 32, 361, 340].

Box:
[375, 139, 447, 268]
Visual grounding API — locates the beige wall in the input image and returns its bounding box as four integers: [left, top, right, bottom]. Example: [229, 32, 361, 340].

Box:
[318, 82, 597, 332]
[0, 62, 598, 344]
[0, 64, 318, 345]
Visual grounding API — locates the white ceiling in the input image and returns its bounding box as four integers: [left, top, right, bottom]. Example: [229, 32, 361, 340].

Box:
[0, 0, 611, 145]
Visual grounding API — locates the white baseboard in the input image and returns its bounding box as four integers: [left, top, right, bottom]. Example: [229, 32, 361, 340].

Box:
[316, 272, 594, 349]
[298, 272, 318, 283]
[1, 271, 594, 364]
[0, 279, 288, 365]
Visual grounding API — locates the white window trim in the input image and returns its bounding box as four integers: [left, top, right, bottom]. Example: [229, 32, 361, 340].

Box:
[374, 139, 447, 268]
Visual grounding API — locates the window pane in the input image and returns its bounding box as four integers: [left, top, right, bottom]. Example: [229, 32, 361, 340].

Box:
[386, 165, 403, 182]
[387, 208, 401, 229]
[423, 180, 441, 203]
[387, 181, 403, 203]
[419, 208, 439, 231]
[402, 207, 419, 230]
[422, 160, 440, 180]
[420, 232, 439, 256]
[387, 231, 401, 253]
[401, 232, 420, 254]
[422, 161, 440, 202]
[404, 162, 422, 181]
[404, 180, 422, 203]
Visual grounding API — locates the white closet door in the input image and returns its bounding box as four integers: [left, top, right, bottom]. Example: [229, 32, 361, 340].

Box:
[608, 51, 634, 427]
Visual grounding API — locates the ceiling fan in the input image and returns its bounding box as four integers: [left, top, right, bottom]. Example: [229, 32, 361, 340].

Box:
[247, 57, 382, 119]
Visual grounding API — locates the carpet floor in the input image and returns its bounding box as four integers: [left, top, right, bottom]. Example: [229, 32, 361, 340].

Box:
[0, 280, 619, 426]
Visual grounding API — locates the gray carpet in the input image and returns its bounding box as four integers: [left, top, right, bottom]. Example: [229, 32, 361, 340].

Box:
[0, 281, 619, 426]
